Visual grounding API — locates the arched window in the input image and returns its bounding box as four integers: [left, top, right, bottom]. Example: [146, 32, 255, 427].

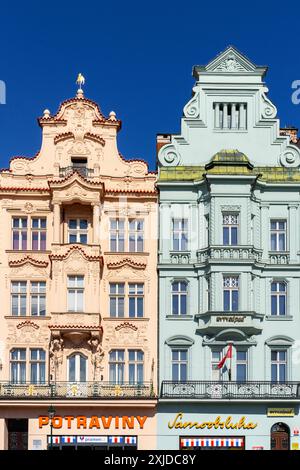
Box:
[68, 353, 87, 382]
[271, 281, 287, 316]
[172, 280, 188, 315]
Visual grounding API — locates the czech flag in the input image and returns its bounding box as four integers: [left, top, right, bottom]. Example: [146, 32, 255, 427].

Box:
[217, 344, 232, 369]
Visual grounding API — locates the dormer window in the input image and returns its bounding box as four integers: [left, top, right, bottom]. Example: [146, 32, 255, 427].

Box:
[214, 103, 247, 130]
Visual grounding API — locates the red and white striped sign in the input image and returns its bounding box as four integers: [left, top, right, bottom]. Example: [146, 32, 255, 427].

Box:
[125, 436, 137, 445]
[180, 437, 244, 448]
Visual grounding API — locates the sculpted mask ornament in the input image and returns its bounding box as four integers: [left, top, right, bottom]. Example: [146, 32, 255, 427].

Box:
[50, 337, 64, 379]
[88, 338, 104, 380]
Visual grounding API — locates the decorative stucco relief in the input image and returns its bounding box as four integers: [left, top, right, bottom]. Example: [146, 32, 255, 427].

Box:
[261, 89, 277, 119]
[158, 144, 181, 167]
[103, 266, 150, 293]
[7, 322, 49, 345]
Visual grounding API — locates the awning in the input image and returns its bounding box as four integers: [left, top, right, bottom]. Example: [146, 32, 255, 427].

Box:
[180, 437, 244, 448]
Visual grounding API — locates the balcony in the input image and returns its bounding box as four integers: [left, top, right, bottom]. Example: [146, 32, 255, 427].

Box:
[0, 382, 154, 400]
[195, 311, 264, 335]
[197, 246, 262, 264]
[268, 251, 290, 264]
[161, 381, 300, 400]
[59, 166, 94, 178]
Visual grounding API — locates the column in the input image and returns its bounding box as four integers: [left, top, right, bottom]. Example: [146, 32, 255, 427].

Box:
[93, 203, 100, 244]
[231, 103, 236, 129]
[214, 103, 220, 128]
[53, 202, 61, 244]
[260, 205, 269, 260]
[239, 103, 246, 129]
[288, 205, 297, 262]
[222, 103, 228, 129]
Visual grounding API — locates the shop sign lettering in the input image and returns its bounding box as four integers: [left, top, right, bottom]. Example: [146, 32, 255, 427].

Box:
[168, 413, 257, 430]
[38, 415, 147, 430]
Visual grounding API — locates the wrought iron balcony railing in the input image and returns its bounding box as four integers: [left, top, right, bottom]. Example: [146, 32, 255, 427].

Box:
[0, 382, 155, 400]
[161, 381, 300, 400]
[59, 166, 94, 178]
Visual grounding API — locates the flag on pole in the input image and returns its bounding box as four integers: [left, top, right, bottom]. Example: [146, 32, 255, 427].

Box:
[217, 344, 233, 370]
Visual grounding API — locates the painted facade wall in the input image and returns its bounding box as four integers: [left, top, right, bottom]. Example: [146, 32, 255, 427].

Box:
[0, 89, 157, 450]
[157, 47, 300, 450]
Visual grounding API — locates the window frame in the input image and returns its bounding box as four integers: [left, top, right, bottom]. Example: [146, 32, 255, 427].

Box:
[67, 275, 84, 312]
[171, 348, 188, 382]
[270, 219, 287, 252]
[271, 349, 287, 382]
[271, 281, 287, 317]
[171, 280, 188, 316]
[67, 218, 88, 244]
[223, 275, 239, 312]
[172, 218, 188, 251]
[222, 212, 239, 246]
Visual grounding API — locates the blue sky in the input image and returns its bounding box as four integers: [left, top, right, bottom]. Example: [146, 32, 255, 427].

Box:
[0, 0, 299, 171]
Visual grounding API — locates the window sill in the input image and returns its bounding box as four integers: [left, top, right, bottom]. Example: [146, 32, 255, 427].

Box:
[213, 129, 248, 133]
[102, 317, 149, 321]
[5, 315, 51, 320]
[104, 251, 149, 256]
[6, 250, 51, 254]
[265, 315, 293, 321]
[166, 315, 194, 320]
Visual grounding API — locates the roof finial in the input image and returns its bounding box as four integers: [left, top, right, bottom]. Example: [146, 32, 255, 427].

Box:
[76, 73, 85, 98]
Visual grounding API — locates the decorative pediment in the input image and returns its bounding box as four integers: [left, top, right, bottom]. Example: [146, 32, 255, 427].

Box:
[106, 256, 147, 270]
[193, 46, 267, 77]
[9, 255, 49, 268]
[50, 245, 103, 264]
[49, 171, 104, 204]
[115, 322, 138, 331]
[17, 321, 39, 330]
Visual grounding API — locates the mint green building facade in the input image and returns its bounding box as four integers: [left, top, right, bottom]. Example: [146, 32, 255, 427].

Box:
[157, 47, 300, 450]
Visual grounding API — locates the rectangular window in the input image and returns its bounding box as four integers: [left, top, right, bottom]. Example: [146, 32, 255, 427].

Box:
[128, 350, 144, 384]
[214, 103, 247, 130]
[11, 281, 27, 316]
[223, 276, 239, 312]
[109, 350, 125, 384]
[211, 350, 222, 381]
[110, 219, 125, 252]
[271, 281, 287, 316]
[223, 213, 238, 246]
[12, 217, 27, 250]
[67, 275, 84, 312]
[172, 281, 187, 315]
[30, 348, 46, 384]
[31, 218, 46, 251]
[129, 283, 144, 318]
[172, 219, 188, 251]
[171, 349, 188, 382]
[30, 282, 46, 316]
[10, 348, 26, 384]
[236, 350, 247, 382]
[270, 220, 287, 251]
[129, 219, 144, 252]
[271, 350, 287, 382]
[68, 219, 88, 244]
[109, 283, 125, 317]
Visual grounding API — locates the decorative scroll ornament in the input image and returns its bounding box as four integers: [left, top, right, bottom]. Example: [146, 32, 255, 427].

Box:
[261, 88, 277, 119]
[183, 92, 200, 118]
[280, 146, 300, 168]
[158, 144, 181, 167]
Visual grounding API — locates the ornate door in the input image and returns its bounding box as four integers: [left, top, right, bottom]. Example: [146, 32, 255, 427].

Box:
[271, 423, 290, 450]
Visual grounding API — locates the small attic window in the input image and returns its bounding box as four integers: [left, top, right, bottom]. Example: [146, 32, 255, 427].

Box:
[71, 157, 87, 168]
[214, 103, 247, 130]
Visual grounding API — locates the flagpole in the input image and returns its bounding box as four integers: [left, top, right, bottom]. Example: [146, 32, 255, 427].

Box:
[228, 342, 233, 382]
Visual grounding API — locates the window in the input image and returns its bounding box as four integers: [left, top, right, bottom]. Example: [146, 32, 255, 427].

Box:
[11, 281, 27, 316]
[223, 213, 238, 245]
[171, 349, 188, 381]
[270, 220, 287, 251]
[236, 350, 247, 382]
[11, 281, 46, 316]
[129, 219, 144, 252]
[68, 219, 88, 244]
[67, 275, 84, 312]
[12, 218, 27, 250]
[109, 350, 125, 384]
[10, 349, 26, 383]
[110, 219, 125, 252]
[211, 350, 222, 381]
[30, 282, 46, 316]
[31, 218, 46, 250]
[223, 276, 239, 311]
[129, 283, 144, 318]
[128, 350, 144, 384]
[109, 283, 125, 317]
[214, 103, 247, 130]
[172, 219, 188, 251]
[271, 350, 287, 382]
[271, 281, 287, 316]
[172, 281, 187, 315]
[30, 349, 46, 383]
[68, 353, 87, 382]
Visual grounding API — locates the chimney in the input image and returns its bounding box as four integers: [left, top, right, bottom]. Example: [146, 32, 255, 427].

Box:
[156, 134, 171, 155]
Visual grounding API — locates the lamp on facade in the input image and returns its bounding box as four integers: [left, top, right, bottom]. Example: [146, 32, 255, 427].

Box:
[48, 405, 56, 450]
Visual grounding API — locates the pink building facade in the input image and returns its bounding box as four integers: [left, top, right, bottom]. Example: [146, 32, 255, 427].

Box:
[0, 89, 157, 450]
